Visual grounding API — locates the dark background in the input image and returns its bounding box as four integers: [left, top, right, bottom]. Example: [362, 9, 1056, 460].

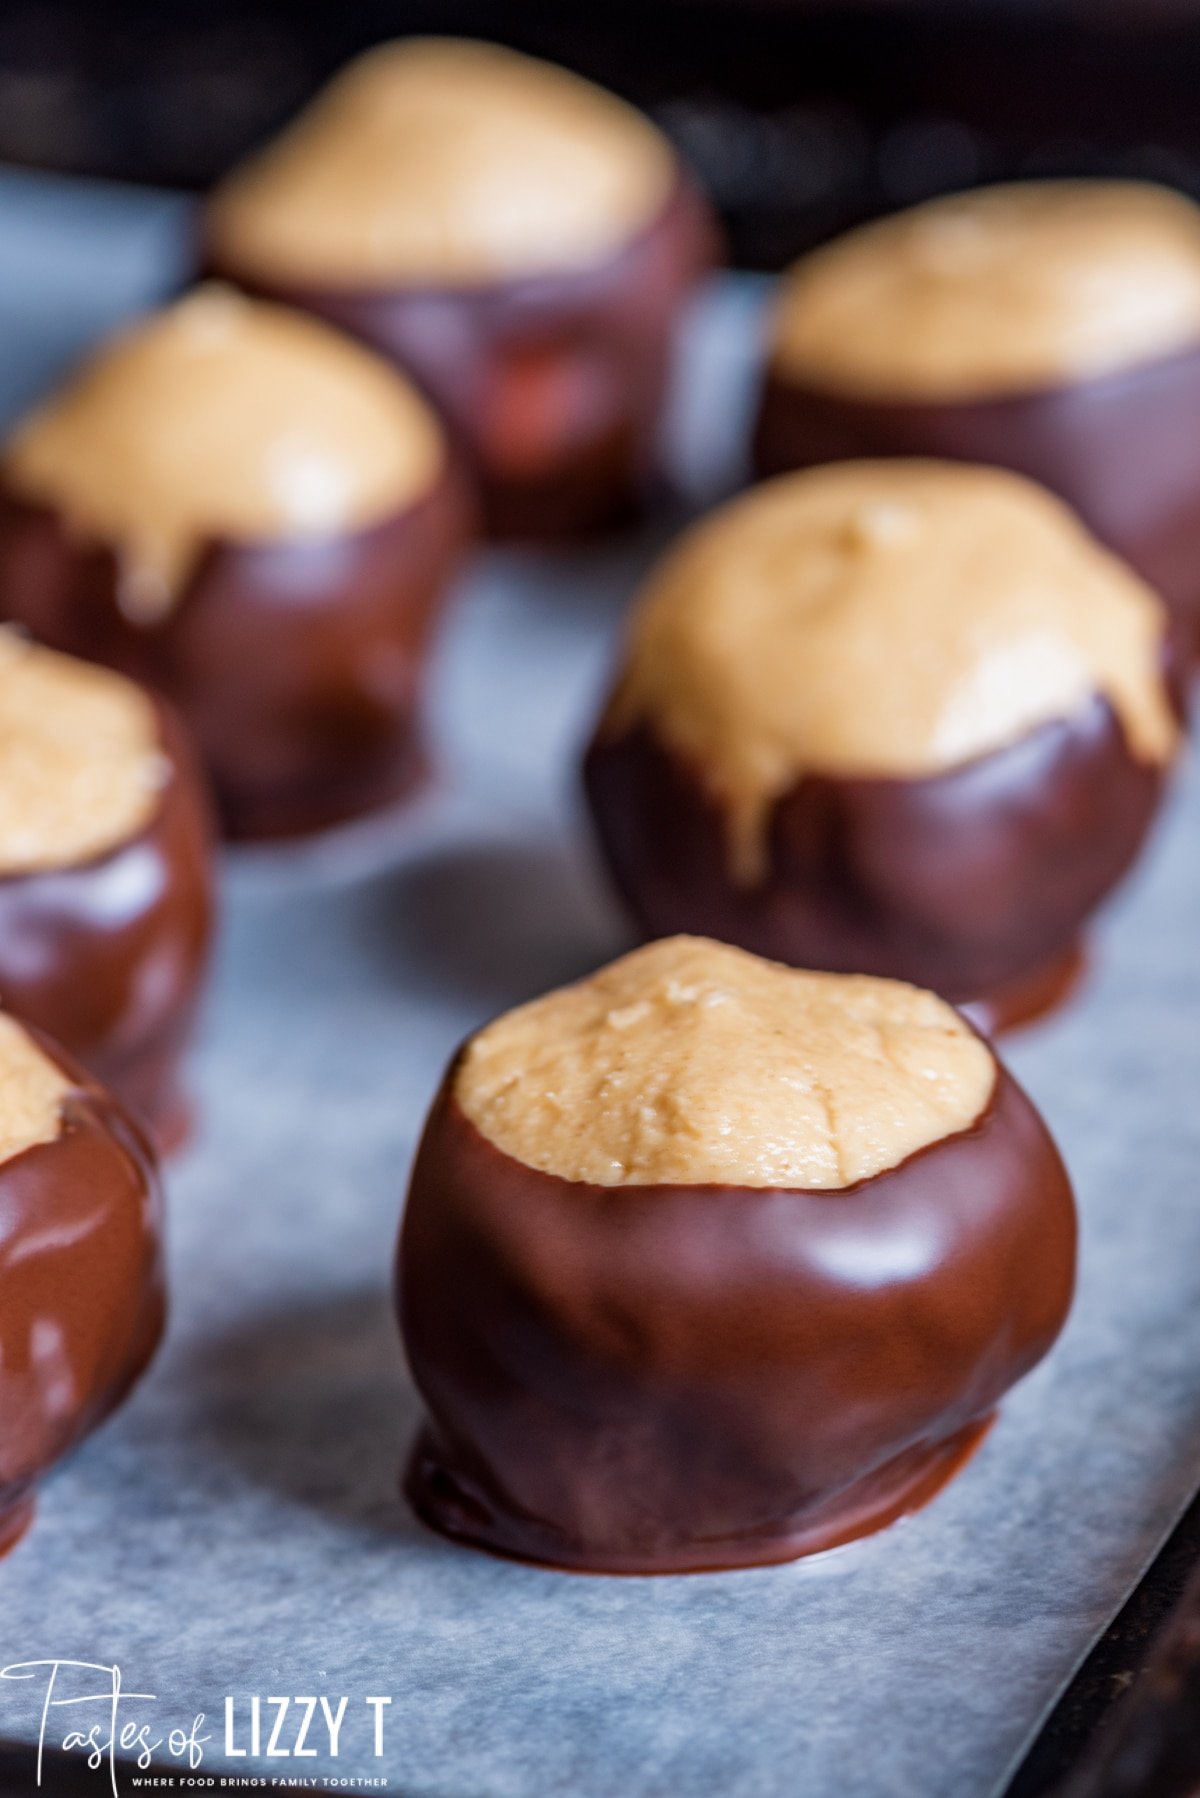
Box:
[2, 0, 1200, 267]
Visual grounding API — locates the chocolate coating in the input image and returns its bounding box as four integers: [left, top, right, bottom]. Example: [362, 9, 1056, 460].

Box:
[753, 342, 1200, 639]
[0, 1047, 164, 1556]
[398, 1068, 1076, 1573]
[583, 693, 1169, 1021]
[204, 182, 717, 540]
[0, 702, 215, 1150]
[0, 467, 469, 839]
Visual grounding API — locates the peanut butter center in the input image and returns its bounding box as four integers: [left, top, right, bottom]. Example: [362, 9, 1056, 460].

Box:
[0, 1012, 72, 1163]
[0, 632, 165, 873]
[770, 181, 1200, 400]
[206, 37, 677, 287]
[4, 286, 445, 618]
[605, 461, 1177, 882]
[456, 936, 996, 1189]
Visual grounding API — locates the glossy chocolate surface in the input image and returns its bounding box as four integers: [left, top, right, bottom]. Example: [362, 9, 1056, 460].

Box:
[204, 181, 717, 540]
[0, 1047, 164, 1555]
[0, 468, 469, 840]
[753, 342, 1200, 637]
[398, 1069, 1076, 1573]
[0, 702, 214, 1150]
[583, 694, 1169, 1017]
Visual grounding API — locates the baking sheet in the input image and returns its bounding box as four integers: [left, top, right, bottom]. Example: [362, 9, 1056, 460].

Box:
[1, 169, 1200, 1798]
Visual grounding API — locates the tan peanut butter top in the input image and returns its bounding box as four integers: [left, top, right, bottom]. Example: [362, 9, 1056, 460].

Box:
[3, 286, 445, 619]
[455, 936, 996, 1189]
[206, 37, 677, 287]
[769, 181, 1200, 401]
[603, 461, 1177, 883]
[0, 1013, 72, 1163]
[0, 632, 166, 873]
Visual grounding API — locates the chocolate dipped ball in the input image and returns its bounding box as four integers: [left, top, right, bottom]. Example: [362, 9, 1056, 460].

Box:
[203, 39, 716, 539]
[0, 631, 214, 1151]
[0, 1009, 163, 1556]
[0, 286, 468, 839]
[753, 181, 1200, 639]
[398, 936, 1076, 1573]
[583, 462, 1180, 1031]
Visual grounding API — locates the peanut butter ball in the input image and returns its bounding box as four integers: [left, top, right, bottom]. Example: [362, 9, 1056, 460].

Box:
[0, 287, 468, 839]
[398, 936, 1076, 1572]
[584, 461, 1179, 1029]
[0, 632, 214, 1149]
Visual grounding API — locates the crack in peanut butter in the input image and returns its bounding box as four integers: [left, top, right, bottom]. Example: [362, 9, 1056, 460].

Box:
[0, 1012, 71, 1163]
[769, 181, 1200, 401]
[207, 38, 677, 288]
[3, 286, 446, 615]
[0, 632, 165, 873]
[605, 461, 1177, 882]
[455, 936, 996, 1189]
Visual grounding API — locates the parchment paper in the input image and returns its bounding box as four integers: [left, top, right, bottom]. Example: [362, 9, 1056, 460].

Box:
[1, 169, 1199, 1798]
